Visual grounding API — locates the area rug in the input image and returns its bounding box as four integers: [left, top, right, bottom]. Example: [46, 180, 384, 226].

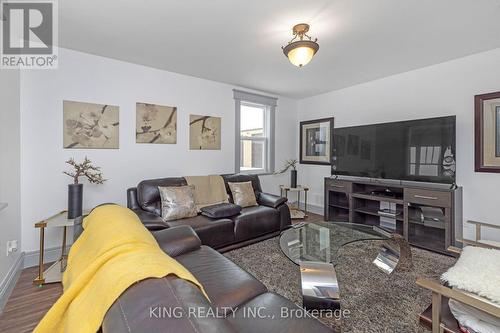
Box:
[224, 236, 456, 333]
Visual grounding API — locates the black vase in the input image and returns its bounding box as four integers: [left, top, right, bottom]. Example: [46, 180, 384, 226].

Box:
[290, 170, 297, 188]
[68, 184, 83, 219]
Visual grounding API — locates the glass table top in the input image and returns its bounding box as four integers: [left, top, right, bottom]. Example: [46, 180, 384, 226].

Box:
[279, 221, 391, 265]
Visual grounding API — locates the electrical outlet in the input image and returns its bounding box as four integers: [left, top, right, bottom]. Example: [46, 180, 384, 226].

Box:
[6, 240, 18, 256]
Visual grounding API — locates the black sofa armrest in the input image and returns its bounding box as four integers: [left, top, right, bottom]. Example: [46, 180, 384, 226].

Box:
[258, 192, 287, 208]
[127, 187, 140, 210]
[132, 209, 169, 231]
[152, 225, 202, 257]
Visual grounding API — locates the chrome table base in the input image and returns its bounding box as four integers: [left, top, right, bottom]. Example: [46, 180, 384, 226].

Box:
[300, 236, 412, 310]
[300, 261, 340, 310]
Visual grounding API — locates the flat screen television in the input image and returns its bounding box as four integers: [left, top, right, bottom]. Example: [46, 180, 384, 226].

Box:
[331, 116, 456, 184]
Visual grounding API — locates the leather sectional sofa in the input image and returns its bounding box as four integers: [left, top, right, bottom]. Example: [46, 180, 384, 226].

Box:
[99, 225, 332, 333]
[127, 174, 292, 252]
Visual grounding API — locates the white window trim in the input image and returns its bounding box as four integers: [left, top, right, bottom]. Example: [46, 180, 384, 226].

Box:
[233, 89, 277, 175]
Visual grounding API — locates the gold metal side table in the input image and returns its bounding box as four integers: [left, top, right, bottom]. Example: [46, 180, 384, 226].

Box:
[33, 210, 88, 286]
[279, 185, 309, 219]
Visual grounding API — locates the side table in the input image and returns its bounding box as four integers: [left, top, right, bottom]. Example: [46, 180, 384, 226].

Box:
[279, 185, 309, 218]
[33, 210, 88, 286]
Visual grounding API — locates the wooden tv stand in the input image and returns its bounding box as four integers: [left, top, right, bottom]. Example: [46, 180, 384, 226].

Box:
[324, 177, 463, 255]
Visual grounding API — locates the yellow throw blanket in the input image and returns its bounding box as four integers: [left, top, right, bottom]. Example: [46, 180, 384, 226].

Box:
[185, 175, 229, 211]
[34, 204, 207, 333]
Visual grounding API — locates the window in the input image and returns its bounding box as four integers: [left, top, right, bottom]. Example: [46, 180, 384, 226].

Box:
[233, 90, 277, 174]
[240, 103, 266, 172]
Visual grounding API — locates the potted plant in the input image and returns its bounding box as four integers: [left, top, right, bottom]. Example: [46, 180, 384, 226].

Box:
[63, 157, 106, 218]
[275, 159, 298, 188]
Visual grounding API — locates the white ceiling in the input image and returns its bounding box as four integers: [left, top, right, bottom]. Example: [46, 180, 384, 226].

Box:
[59, 0, 500, 98]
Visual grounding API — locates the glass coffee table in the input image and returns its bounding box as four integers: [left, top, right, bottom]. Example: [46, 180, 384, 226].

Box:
[280, 221, 411, 309]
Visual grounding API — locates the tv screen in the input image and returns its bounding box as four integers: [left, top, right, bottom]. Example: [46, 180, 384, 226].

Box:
[331, 116, 456, 184]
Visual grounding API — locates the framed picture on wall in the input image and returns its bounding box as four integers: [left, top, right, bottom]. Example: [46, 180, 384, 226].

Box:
[475, 91, 500, 173]
[299, 117, 334, 165]
[63, 100, 120, 149]
[189, 115, 221, 150]
[136, 102, 177, 144]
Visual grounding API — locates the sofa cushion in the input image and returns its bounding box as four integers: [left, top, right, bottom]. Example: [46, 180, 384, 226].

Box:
[232, 206, 280, 242]
[228, 181, 258, 208]
[222, 174, 262, 203]
[176, 246, 267, 311]
[201, 203, 242, 218]
[227, 292, 331, 333]
[137, 177, 188, 215]
[167, 215, 235, 249]
[158, 185, 198, 221]
[102, 276, 237, 333]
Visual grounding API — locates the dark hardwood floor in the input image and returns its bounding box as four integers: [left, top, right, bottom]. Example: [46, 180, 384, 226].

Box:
[0, 212, 324, 332]
[0, 264, 62, 333]
[297, 211, 323, 224]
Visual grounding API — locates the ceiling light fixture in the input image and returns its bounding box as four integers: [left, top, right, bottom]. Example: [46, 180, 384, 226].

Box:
[282, 23, 319, 67]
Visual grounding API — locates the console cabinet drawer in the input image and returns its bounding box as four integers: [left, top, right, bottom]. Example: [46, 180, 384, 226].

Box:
[325, 179, 352, 193]
[404, 188, 452, 207]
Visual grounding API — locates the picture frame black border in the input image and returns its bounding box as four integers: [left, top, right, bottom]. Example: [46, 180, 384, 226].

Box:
[299, 117, 334, 165]
[474, 91, 500, 173]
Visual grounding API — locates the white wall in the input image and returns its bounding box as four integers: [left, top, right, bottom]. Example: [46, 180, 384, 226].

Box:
[0, 70, 22, 289]
[21, 46, 500, 254]
[20, 48, 297, 253]
[297, 47, 500, 241]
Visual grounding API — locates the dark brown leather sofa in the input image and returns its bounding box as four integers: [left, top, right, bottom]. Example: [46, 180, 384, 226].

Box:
[127, 174, 292, 252]
[100, 225, 332, 333]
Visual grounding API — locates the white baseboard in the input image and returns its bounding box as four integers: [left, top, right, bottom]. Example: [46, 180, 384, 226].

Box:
[0, 252, 24, 313]
[23, 245, 71, 269]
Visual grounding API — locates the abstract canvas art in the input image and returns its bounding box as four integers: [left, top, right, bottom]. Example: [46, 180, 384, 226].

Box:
[63, 100, 119, 149]
[189, 115, 221, 150]
[136, 103, 177, 144]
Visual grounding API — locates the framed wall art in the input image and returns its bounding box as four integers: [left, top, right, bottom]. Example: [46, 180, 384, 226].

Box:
[189, 115, 221, 150]
[299, 117, 334, 165]
[475, 91, 500, 173]
[136, 102, 177, 144]
[63, 100, 119, 149]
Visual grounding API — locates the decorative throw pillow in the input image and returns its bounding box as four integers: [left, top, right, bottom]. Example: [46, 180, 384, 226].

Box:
[200, 203, 242, 218]
[158, 185, 198, 221]
[228, 181, 258, 208]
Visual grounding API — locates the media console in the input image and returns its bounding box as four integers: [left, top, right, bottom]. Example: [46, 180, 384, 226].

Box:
[324, 177, 463, 255]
